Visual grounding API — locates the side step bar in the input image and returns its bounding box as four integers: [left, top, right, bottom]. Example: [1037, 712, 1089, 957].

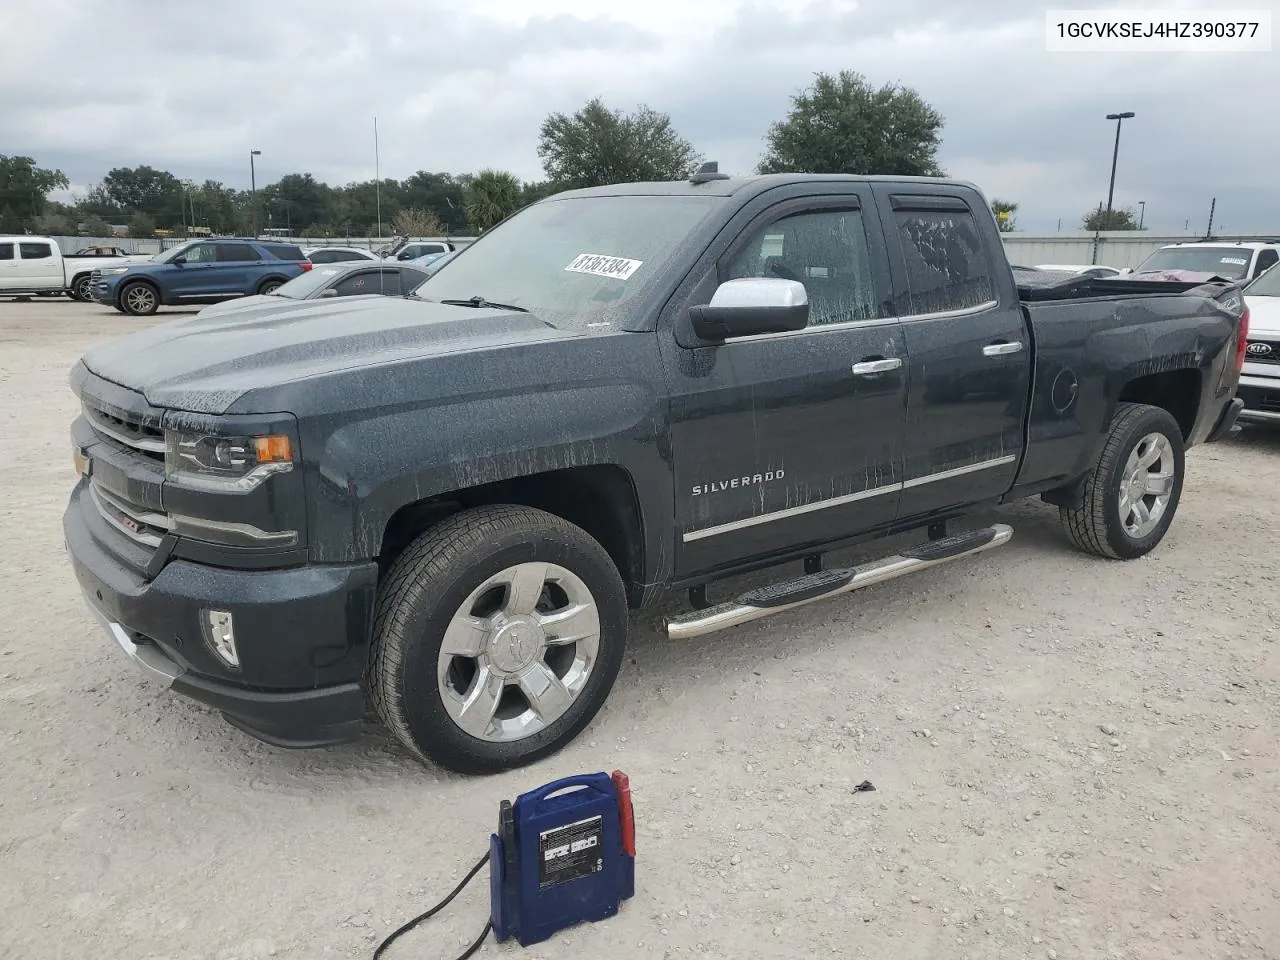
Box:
[665, 524, 1013, 640]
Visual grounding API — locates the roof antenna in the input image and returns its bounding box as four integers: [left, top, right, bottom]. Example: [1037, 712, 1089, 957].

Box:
[689, 161, 731, 185]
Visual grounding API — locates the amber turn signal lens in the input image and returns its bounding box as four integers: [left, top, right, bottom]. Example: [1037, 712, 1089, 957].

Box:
[253, 435, 293, 463]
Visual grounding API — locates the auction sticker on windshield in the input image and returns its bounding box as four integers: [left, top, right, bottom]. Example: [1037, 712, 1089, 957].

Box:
[565, 253, 644, 281]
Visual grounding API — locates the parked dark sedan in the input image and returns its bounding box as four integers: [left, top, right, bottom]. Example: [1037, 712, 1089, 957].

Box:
[195, 261, 428, 318]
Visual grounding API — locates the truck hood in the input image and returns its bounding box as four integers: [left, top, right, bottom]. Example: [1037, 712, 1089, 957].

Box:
[78, 295, 572, 414]
[1245, 293, 1280, 336]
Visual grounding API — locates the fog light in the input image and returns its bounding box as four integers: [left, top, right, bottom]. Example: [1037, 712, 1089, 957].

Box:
[203, 609, 239, 667]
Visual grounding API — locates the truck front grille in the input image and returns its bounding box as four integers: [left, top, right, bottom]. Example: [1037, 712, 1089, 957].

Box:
[83, 401, 165, 461]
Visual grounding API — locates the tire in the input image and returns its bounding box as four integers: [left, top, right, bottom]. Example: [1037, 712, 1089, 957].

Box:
[367, 505, 628, 774]
[1060, 402, 1185, 560]
[257, 278, 283, 295]
[119, 281, 159, 316]
[72, 274, 92, 302]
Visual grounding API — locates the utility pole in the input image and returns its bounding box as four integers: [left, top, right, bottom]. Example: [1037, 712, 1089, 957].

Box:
[1138, 200, 1146, 230]
[249, 149, 262, 237]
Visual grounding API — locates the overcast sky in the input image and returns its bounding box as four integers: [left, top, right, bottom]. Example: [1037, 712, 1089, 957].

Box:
[1, 0, 1274, 232]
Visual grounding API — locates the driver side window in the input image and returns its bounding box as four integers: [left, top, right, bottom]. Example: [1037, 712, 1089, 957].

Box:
[725, 209, 883, 327]
[178, 243, 216, 264]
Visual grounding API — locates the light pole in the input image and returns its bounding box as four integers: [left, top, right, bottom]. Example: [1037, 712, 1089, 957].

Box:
[1138, 200, 1146, 230]
[249, 149, 262, 237]
[1103, 112, 1134, 229]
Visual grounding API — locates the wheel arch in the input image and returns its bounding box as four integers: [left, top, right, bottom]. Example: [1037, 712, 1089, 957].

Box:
[378, 465, 648, 608]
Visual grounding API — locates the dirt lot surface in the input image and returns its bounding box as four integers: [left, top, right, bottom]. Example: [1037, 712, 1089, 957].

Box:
[2, 298, 1278, 960]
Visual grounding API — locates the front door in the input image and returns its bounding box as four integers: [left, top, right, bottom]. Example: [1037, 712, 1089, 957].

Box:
[662, 192, 909, 577]
[873, 187, 1031, 520]
[166, 242, 220, 299]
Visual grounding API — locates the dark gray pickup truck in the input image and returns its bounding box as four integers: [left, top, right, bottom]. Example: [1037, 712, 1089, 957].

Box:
[63, 169, 1247, 773]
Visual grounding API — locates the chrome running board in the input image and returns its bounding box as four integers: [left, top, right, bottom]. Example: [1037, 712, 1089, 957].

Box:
[665, 524, 1013, 640]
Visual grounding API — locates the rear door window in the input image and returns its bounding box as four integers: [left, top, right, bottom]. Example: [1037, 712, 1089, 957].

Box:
[216, 243, 260, 262]
[890, 199, 995, 314]
[1253, 249, 1279, 278]
[19, 242, 54, 260]
[0, 243, 15, 260]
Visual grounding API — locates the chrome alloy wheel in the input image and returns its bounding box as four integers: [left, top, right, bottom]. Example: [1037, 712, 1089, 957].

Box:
[1119, 432, 1176, 539]
[437, 562, 601, 742]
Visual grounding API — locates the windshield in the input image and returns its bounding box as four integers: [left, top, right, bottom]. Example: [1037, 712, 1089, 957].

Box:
[413, 195, 724, 328]
[1134, 247, 1253, 279]
[270, 265, 348, 299]
[1245, 263, 1280, 296]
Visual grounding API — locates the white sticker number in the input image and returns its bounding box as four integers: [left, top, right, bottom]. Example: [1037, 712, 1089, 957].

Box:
[565, 253, 644, 281]
[1221, 257, 1248, 266]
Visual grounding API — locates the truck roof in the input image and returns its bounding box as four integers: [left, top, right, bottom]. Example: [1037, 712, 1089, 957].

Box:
[552, 172, 984, 201]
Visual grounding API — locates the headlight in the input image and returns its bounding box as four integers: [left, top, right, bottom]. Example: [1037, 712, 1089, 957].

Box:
[164, 430, 294, 492]
[102, 266, 131, 276]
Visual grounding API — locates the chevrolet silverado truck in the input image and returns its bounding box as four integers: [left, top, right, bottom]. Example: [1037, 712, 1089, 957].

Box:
[63, 169, 1247, 774]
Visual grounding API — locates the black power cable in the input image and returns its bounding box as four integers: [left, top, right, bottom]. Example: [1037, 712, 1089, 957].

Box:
[372, 851, 493, 960]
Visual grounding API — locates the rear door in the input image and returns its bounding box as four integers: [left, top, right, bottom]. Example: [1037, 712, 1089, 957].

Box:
[872, 185, 1031, 519]
[213, 242, 261, 295]
[17, 240, 62, 288]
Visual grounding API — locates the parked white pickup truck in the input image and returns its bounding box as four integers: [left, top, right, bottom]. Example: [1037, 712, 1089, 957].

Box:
[0, 236, 151, 301]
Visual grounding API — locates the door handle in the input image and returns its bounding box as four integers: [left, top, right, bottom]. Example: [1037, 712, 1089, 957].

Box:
[982, 341, 1023, 357]
[852, 357, 903, 375]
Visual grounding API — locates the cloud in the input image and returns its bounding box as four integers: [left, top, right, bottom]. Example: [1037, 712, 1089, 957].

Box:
[2, 0, 1275, 232]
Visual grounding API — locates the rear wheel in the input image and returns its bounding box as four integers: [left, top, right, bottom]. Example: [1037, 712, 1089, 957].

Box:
[1060, 402, 1185, 559]
[257, 278, 283, 295]
[367, 505, 628, 774]
[120, 281, 159, 316]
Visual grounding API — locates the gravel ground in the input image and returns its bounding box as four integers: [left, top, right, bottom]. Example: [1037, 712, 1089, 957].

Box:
[2, 298, 1278, 960]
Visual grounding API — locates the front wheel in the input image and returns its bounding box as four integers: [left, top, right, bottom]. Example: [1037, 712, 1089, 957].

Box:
[119, 281, 159, 316]
[1060, 402, 1185, 559]
[367, 505, 628, 774]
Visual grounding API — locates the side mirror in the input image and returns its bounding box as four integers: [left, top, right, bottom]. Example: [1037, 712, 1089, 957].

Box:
[688, 278, 809, 341]
[1118, 266, 1134, 276]
[319, 288, 339, 298]
[171, 256, 186, 266]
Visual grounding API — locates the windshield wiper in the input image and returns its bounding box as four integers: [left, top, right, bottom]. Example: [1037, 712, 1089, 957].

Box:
[438, 295, 528, 313]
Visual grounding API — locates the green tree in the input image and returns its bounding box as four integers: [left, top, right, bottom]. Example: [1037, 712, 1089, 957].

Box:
[103, 166, 184, 227]
[1082, 204, 1139, 231]
[0, 205, 22, 234]
[0, 155, 70, 227]
[32, 212, 75, 235]
[260, 173, 333, 233]
[537, 97, 701, 189]
[401, 171, 468, 233]
[759, 71, 945, 177]
[75, 184, 123, 223]
[82, 215, 113, 237]
[990, 199, 1018, 232]
[464, 170, 523, 232]
[128, 212, 156, 238]
[521, 180, 559, 207]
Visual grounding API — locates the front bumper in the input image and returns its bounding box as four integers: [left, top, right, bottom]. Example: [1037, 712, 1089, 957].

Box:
[1236, 374, 1280, 424]
[64, 484, 379, 748]
[89, 275, 125, 305]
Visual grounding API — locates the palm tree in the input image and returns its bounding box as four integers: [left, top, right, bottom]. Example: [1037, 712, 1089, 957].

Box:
[464, 170, 523, 232]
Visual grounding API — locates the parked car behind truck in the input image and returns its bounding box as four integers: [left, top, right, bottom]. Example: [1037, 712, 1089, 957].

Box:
[0, 235, 150, 301]
[89, 238, 313, 315]
[64, 170, 1246, 774]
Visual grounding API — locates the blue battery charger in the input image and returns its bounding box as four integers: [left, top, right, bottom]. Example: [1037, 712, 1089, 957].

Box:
[372, 769, 635, 959]
[491, 770, 636, 947]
